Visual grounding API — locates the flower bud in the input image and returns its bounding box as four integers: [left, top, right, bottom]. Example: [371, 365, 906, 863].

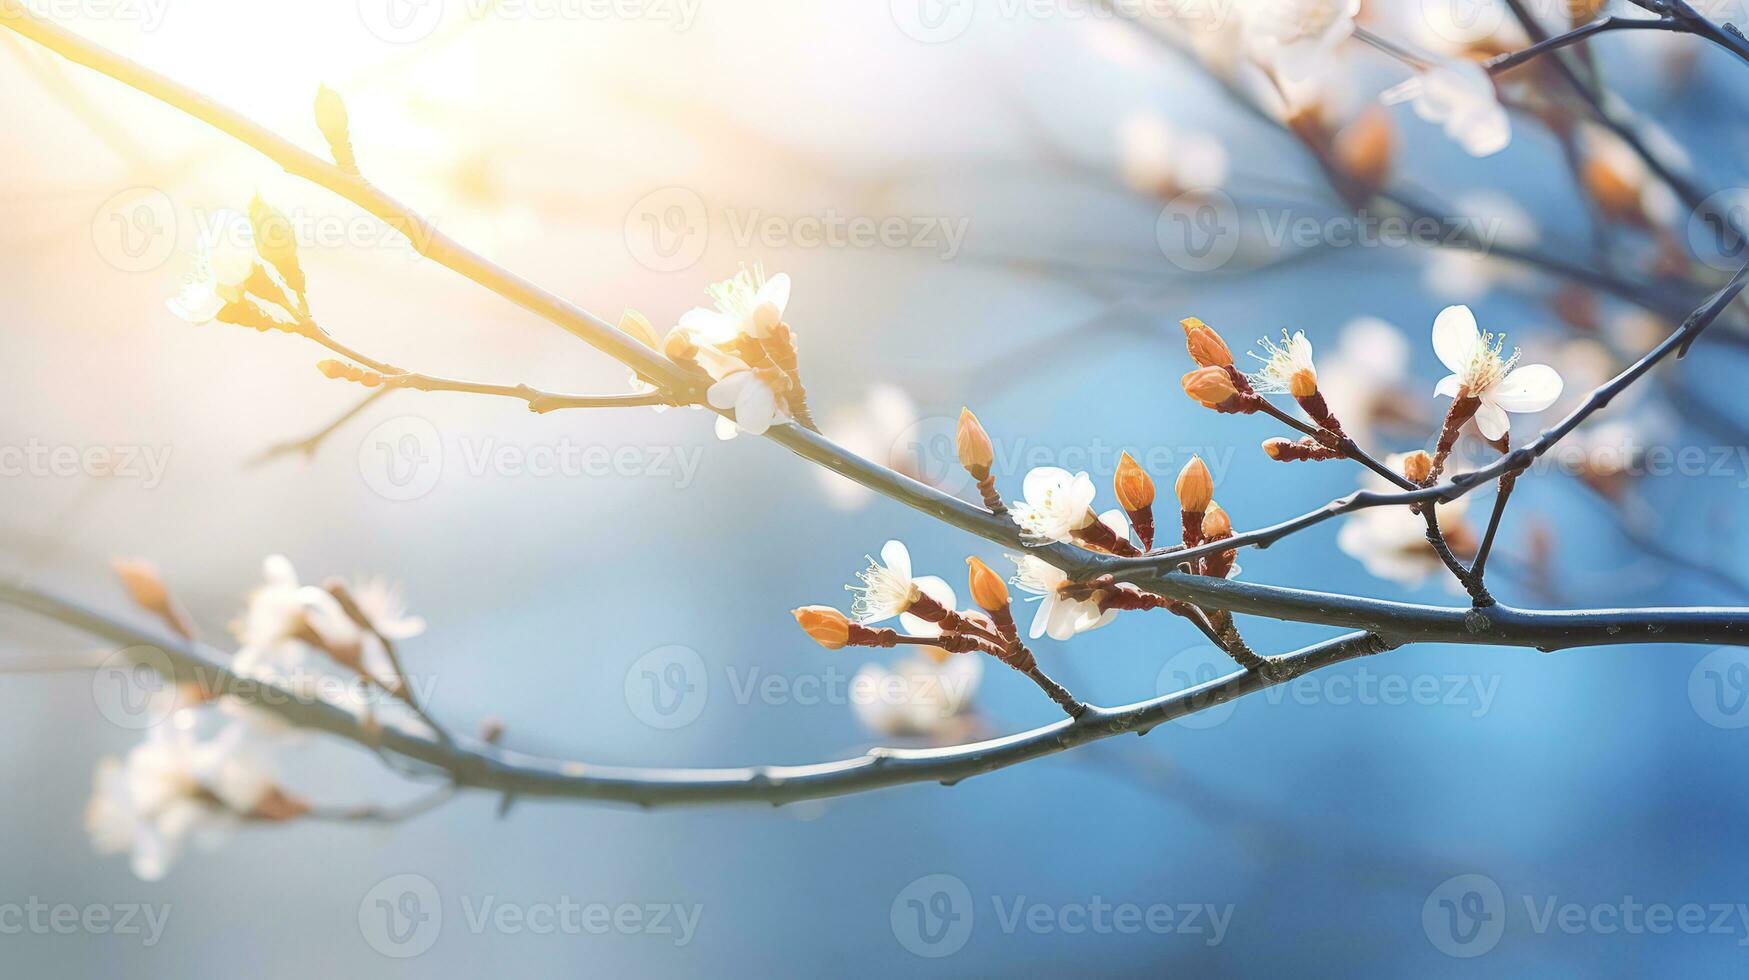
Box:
[314, 85, 358, 174]
[1113, 451, 1155, 512]
[957, 408, 995, 472]
[1262, 438, 1289, 460]
[662, 328, 700, 363]
[1402, 450, 1434, 484]
[1201, 504, 1233, 541]
[965, 557, 1010, 611]
[111, 558, 169, 615]
[1289, 368, 1318, 399]
[1175, 457, 1213, 513]
[619, 309, 662, 349]
[1181, 367, 1238, 408]
[792, 606, 852, 650]
[1334, 108, 1393, 195]
[1583, 157, 1642, 225]
[1181, 317, 1234, 368]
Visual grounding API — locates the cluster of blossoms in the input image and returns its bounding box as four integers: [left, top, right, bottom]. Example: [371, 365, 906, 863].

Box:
[86, 557, 431, 880]
[794, 299, 1566, 703]
[166, 197, 310, 330]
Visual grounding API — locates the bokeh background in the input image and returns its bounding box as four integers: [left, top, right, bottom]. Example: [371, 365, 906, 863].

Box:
[4, 0, 1749, 975]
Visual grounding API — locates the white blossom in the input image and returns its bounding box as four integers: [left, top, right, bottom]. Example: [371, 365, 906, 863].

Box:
[851, 652, 981, 738]
[679, 263, 790, 344]
[85, 713, 277, 881]
[1431, 306, 1564, 441]
[707, 370, 788, 439]
[1118, 112, 1230, 197]
[1241, 0, 1360, 80]
[1009, 554, 1117, 642]
[1010, 467, 1097, 543]
[1382, 58, 1511, 158]
[165, 209, 257, 325]
[1247, 329, 1316, 394]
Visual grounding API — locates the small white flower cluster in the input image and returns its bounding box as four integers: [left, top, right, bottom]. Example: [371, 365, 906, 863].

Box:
[165, 198, 306, 327]
[1199, 0, 1511, 158]
[618, 264, 807, 438]
[86, 556, 425, 880]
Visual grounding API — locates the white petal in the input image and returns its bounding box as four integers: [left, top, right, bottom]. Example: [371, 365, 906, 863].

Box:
[733, 378, 778, 435]
[1097, 509, 1130, 540]
[880, 540, 912, 583]
[1434, 374, 1464, 400]
[680, 308, 739, 343]
[755, 273, 791, 318]
[1432, 306, 1480, 374]
[1490, 364, 1564, 413]
[1022, 467, 1072, 504]
[1027, 597, 1053, 640]
[714, 416, 740, 441]
[706, 373, 748, 411]
[1046, 598, 1082, 641]
[1473, 400, 1511, 441]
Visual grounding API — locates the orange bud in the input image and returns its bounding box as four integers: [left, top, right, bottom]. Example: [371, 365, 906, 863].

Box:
[965, 557, 1010, 611]
[111, 558, 169, 615]
[792, 606, 852, 650]
[1175, 457, 1213, 513]
[1201, 504, 1233, 541]
[1334, 108, 1393, 193]
[957, 408, 995, 471]
[1289, 368, 1319, 399]
[1402, 450, 1434, 485]
[1181, 317, 1234, 368]
[1181, 367, 1237, 407]
[1262, 438, 1290, 460]
[1583, 157, 1642, 224]
[1112, 451, 1156, 512]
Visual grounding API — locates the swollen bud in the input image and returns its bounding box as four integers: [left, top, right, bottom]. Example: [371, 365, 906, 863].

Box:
[1334, 108, 1394, 196]
[1175, 457, 1213, 514]
[957, 408, 995, 472]
[1402, 450, 1434, 485]
[1181, 317, 1234, 368]
[1181, 367, 1238, 408]
[1201, 504, 1233, 541]
[792, 606, 852, 650]
[1113, 451, 1155, 512]
[110, 558, 169, 616]
[315, 85, 359, 174]
[620, 309, 661, 349]
[965, 557, 1011, 612]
